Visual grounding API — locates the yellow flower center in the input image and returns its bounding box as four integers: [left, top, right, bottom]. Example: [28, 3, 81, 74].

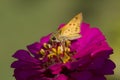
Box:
[39, 40, 72, 64]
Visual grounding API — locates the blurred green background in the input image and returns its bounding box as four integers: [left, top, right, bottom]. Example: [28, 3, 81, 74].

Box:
[0, 0, 120, 80]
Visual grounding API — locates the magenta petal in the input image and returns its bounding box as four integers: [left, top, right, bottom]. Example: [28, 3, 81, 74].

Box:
[72, 26, 111, 58]
[27, 34, 51, 58]
[54, 74, 68, 80]
[11, 60, 41, 69]
[65, 55, 91, 70]
[80, 22, 90, 35]
[12, 50, 39, 63]
[91, 41, 113, 57]
[71, 71, 92, 80]
[40, 34, 50, 45]
[90, 76, 106, 80]
[49, 64, 62, 74]
[27, 42, 42, 57]
[89, 58, 105, 70]
[88, 51, 111, 70]
[97, 59, 116, 75]
[14, 68, 42, 80]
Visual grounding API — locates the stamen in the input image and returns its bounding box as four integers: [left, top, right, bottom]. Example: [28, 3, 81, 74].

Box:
[43, 43, 47, 48]
[61, 53, 70, 63]
[51, 48, 57, 53]
[47, 52, 56, 59]
[38, 40, 74, 64]
[65, 40, 71, 47]
[43, 43, 51, 49]
[65, 47, 70, 52]
[47, 44, 51, 48]
[40, 49, 45, 55]
[57, 46, 63, 55]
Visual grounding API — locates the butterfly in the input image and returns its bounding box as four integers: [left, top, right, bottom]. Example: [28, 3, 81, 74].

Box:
[50, 13, 83, 42]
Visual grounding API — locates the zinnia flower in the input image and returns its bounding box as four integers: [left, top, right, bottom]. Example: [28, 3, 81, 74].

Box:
[11, 22, 115, 80]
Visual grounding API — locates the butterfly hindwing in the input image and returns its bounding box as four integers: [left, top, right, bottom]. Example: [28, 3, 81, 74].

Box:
[66, 33, 82, 40]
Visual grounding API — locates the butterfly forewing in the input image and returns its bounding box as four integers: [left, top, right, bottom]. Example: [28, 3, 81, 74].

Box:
[59, 13, 83, 40]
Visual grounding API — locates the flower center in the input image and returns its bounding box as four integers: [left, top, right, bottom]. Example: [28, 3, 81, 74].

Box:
[38, 40, 74, 65]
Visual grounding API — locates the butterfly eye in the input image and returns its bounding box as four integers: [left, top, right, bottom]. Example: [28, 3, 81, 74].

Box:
[52, 36, 56, 40]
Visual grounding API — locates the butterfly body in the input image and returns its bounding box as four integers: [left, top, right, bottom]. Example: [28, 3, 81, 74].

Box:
[50, 13, 83, 42]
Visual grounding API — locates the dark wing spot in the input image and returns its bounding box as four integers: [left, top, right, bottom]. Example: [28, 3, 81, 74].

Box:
[75, 27, 79, 32]
[75, 17, 78, 20]
[65, 31, 67, 33]
[69, 24, 71, 26]
[68, 29, 70, 31]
